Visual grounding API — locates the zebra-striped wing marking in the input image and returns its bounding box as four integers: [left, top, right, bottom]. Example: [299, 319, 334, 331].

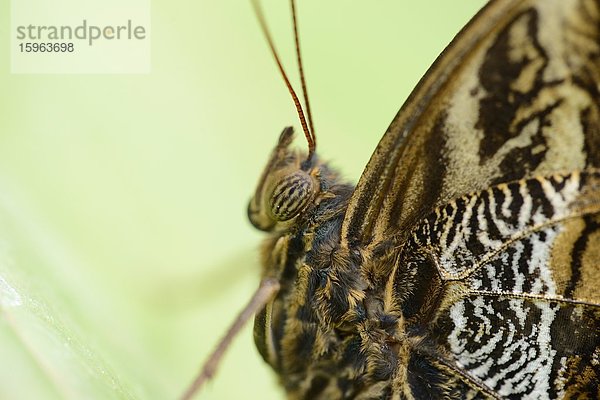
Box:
[400, 171, 600, 398]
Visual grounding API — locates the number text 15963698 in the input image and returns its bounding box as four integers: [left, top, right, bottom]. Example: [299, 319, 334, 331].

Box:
[19, 42, 74, 53]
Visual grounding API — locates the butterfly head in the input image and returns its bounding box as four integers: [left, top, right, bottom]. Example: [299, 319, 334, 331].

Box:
[248, 126, 320, 232]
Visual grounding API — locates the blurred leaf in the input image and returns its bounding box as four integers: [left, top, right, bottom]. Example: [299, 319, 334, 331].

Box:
[0, 193, 138, 400]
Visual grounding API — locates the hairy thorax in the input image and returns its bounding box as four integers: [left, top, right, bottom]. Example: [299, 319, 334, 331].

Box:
[253, 188, 431, 399]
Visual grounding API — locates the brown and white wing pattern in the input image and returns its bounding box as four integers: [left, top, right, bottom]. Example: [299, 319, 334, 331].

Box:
[341, 0, 600, 249]
[398, 171, 600, 398]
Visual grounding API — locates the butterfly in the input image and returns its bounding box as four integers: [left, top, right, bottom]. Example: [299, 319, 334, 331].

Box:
[183, 0, 600, 399]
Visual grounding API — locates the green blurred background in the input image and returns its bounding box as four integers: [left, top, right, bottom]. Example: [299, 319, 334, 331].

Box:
[0, 1, 485, 399]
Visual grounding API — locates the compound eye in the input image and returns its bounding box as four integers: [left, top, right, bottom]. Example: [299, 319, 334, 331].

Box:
[268, 171, 315, 221]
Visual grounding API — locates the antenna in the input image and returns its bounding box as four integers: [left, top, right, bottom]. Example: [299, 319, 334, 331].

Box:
[290, 0, 316, 153]
[251, 0, 316, 160]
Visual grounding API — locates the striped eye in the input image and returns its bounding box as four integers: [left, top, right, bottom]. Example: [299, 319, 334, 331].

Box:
[268, 171, 315, 221]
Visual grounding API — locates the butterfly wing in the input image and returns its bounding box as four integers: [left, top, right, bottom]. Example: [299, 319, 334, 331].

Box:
[341, 0, 600, 249]
[396, 171, 600, 398]
[338, 0, 600, 398]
